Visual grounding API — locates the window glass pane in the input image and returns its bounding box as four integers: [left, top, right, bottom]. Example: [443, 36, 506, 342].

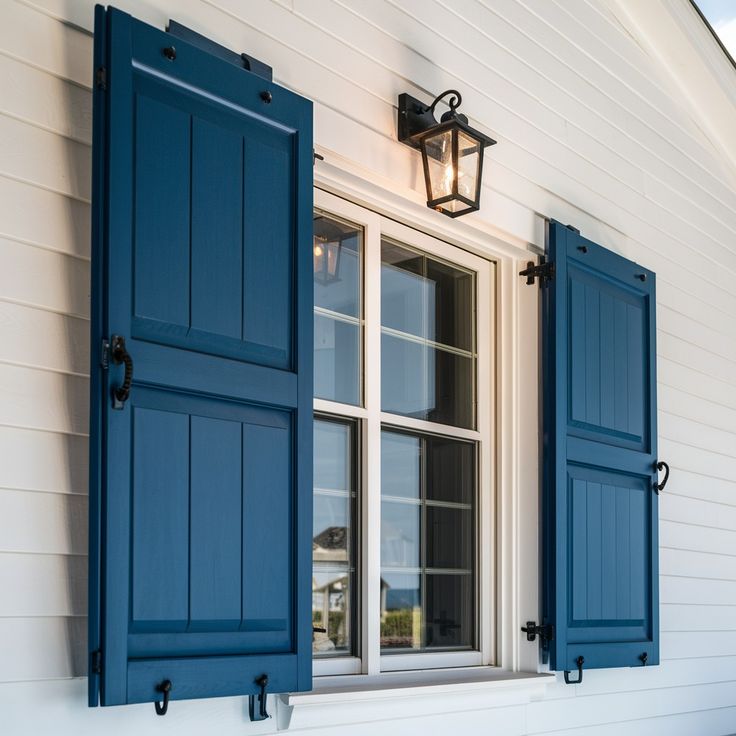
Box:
[313, 418, 357, 656]
[426, 573, 473, 649]
[381, 432, 420, 498]
[314, 314, 360, 406]
[381, 335, 473, 428]
[426, 435, 474, 505]
[381, 241, 475, 429]
[314, 213, 362, 405]
[381, 571, 421, 650]
[380, 429, 476, 652]
[381, 501, 420, 568]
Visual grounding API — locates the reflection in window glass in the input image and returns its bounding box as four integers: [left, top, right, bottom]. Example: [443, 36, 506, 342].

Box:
[381, 240, 475, 428]
[313, 214, 362, 405]
[380, 429, 476, 652]
[313, 418, 358, 656]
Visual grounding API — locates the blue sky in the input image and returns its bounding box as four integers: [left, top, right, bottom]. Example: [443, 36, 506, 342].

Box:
[696, 0, 736, 57]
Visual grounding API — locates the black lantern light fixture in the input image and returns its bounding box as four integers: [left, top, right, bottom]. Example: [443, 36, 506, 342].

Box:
[398, 90, 496, 218]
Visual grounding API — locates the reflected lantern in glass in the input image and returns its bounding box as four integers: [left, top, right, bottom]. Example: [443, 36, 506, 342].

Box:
[313, 216, 346, 284]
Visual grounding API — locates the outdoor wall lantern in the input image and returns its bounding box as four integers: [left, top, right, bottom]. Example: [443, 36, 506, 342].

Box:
[313, 215, 345, 284]
[398, 90, 496, 218]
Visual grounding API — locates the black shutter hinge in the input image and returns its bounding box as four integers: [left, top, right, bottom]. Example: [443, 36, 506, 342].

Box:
[519, 260, 554, 286]
[313, 150, 324, 166]
[91, 649, 102, 675]
[95, 66, 107, 91]
[521, 620, 554, 645]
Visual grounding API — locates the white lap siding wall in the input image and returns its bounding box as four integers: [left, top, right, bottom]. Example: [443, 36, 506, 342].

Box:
[1, 0, 735, 733]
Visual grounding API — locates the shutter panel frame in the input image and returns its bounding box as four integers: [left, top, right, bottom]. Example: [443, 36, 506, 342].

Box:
[542, 221, 660, 677]
[88, 6, 313, 708]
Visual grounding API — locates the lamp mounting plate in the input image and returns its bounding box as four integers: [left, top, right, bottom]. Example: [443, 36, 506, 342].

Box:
[398, 93, 439, 150]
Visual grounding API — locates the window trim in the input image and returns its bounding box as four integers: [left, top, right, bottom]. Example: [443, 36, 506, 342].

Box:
[312, 189, 498, 677]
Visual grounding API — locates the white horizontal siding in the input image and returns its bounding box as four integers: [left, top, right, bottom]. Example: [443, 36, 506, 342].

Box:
[1, 0, 735, 733]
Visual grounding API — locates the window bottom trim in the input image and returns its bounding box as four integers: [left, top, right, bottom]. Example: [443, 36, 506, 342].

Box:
[283, 667, 554, 707]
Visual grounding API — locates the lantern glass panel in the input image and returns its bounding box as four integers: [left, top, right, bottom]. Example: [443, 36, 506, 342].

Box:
[457, 130, 481, 202]
[423, 129, 454, 201]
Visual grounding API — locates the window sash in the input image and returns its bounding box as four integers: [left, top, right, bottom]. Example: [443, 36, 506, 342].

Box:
[312, 190, 494, 678]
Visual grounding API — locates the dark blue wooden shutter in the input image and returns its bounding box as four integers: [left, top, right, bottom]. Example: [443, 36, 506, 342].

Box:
[542, 222, 659, 678]
[88, 6, 313, 707]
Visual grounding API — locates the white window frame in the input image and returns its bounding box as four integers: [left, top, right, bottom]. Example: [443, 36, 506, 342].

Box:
[313, 188, 502, 678]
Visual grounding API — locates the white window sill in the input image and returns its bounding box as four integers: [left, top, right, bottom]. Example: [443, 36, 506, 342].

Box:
[284, 667, 554, 707]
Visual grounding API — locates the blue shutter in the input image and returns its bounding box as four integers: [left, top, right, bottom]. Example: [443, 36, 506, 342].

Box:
[542, 222, 659, 678]
[88, 7, 313, 707]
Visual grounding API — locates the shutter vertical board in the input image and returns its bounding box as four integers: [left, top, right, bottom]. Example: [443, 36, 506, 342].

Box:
[89, 6, 313, 707]
[542, 222, 659, 675]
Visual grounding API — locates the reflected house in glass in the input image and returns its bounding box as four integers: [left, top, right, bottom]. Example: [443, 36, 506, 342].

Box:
[312, 526, 349, 654]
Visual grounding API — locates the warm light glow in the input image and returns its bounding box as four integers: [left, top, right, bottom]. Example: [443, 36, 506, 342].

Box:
[314, 243, 324, 257]
[442, 164, 454, 196]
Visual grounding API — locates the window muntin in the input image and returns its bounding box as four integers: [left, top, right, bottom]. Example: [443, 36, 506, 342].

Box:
[312, 416, 358, 657]
[313, 213, 363, 406]
[380, 430, 476, 652]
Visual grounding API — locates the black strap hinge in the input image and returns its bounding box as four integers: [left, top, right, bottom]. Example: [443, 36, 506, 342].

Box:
[91, 649, 102, 675]
[95, 66, 107, 90]
[521, 620, 554, 645]
[519, 260, 554, 286]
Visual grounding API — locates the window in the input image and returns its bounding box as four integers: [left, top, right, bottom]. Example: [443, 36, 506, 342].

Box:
[312, 192, 493, 677]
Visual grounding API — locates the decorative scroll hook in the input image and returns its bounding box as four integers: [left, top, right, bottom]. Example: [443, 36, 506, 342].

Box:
[154, 679, 172, 716]
[428, 89, 463, 118]
[563, 656, 584, 685]
[654, 461, 670, 494]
